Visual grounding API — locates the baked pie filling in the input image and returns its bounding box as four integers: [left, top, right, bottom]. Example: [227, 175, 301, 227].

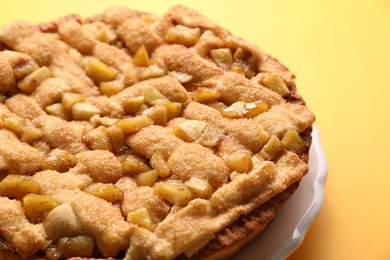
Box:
[0, 5, 315, 260]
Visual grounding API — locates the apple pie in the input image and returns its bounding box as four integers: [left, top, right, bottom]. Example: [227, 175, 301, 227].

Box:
[0, 5, 315, 260]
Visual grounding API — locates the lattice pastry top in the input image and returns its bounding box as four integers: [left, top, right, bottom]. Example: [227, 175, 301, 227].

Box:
[0, 5, 315, 260]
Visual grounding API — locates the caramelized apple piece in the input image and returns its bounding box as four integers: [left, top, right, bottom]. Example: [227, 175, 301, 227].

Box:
[106, 125, 127, 154]
[46, 103, 71, 120]
[150, 151, 171, 178]
[20, 124, 42, 144]
[281, 129, 306, 155]
[165, 25, 201, 47]
[244, 101, 269, 118]
[43, 148, 77, 173]
[72, 102, 101, 120]
[154, 99, 183, 120]
[173, 120, 208, 142]
[18, 66, 51, 94]
[116, 115, 154, 135]
[22, 194, 59, 223]
[121, 154, 151, 175]
[3, 116, 25, 135]
[196, 123, 224, 147]
[225, 151, 253, 173]
[142, 106, 168, 126]
[141, 14, 157, 25]
[135, 169, 158, 187]
[84, 126, 113, 151]
[56, 236, 95, 259]
[260, 135, 284, 160]
[262, 74, 290, 97]
[133, 45, 149, 67]
[154, 180, 192, 206]
[222, 101, 246, 118]
[141, 64, 165, 80]
[210, 48, 233, 69]
[99, 81, 124, 96]
[95, 26, 117, 43]
[184, 177, 212, 199]
[85, 59, 118, 83]
[193, 88, 221, 103]
[123, 96, 145, 114]
[169, 71, 192, 84]
[222, 101, 268, 118]
[233, 47, 247, 61]
[127, 207, 155, 231]
[62, 93, 86, 111]
[84, 183, 123, 203]
[14, 60, 39, 79]
[0, 175, 41, 198]
[142, 86, 166, 105]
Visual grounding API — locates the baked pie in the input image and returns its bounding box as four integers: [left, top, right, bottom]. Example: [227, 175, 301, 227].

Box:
[0, 5, 315, 260]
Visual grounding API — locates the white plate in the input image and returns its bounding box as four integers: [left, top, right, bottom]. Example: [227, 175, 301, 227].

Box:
[231, 125, 328, 260]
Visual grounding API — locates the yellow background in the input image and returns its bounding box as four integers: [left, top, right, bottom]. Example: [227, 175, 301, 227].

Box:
[1, 0, 389, 259]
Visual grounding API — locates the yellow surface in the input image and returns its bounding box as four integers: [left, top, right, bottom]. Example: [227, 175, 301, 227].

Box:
[1, 0, 389, 259]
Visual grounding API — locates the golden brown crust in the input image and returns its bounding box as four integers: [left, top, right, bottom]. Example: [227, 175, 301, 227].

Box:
[0, 5, 315, 260]
[0, 182, 302, 260]
[176, 182, 300, 260]
[175, 86, 313, 259]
